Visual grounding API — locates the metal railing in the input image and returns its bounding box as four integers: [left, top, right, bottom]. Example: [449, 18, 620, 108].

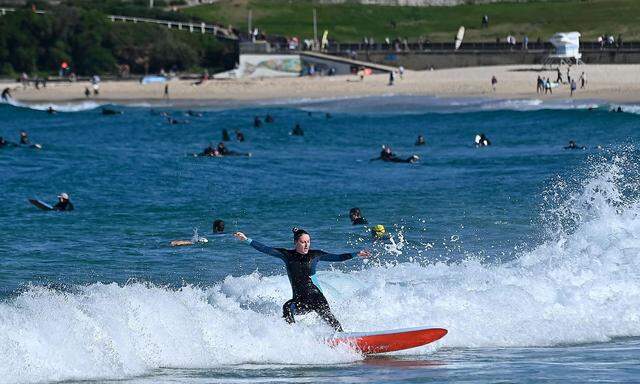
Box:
[107, 15, 237, 41]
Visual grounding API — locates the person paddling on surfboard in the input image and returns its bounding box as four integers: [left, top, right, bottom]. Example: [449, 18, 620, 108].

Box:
[52, 193, 74, 211]
[234, 228, 370, 332]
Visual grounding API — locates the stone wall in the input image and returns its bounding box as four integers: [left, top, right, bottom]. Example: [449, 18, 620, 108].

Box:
[357, 49, 640, 69]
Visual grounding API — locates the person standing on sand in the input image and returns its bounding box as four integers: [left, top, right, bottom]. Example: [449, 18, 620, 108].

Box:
[580, 72, 587, 89]
[164, 84, 169, 99]
[388, 71, 394, 86]
[556, 68, 563, 84]
[570, 79, 577, 97]
[491, 76, 497, 92]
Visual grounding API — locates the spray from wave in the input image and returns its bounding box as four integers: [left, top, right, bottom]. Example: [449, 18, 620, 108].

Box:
[1, 98, 103, 112]
[2, 149, 640, 383]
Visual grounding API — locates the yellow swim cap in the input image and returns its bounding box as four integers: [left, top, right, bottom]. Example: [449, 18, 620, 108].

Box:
[372, 224, 386, 237]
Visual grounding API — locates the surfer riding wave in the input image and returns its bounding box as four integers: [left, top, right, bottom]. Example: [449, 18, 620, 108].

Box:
[234, 228, 370, 332]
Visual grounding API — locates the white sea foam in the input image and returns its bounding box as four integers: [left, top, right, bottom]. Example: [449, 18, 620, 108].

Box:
[3, 98, 103, 112]
[2, 154, 640, 383]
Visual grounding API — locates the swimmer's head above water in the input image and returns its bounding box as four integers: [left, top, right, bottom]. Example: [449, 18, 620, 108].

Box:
[292, 227, 310, 254]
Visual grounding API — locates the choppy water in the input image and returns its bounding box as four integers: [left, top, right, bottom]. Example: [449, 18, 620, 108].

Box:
[1, 96, 640, 383]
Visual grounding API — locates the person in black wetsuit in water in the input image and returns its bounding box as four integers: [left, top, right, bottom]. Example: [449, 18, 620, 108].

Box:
[234, 228, 370, 331]
[53, 193, 74, 211]
[371, 145, 419, 163]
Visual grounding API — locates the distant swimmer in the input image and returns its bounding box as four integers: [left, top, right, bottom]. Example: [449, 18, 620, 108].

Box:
[19, 131, 29, 145]
[19, 131, 42, 149]
[1, 87, 11, 101]
[236, 130, 245, 142]
[213, 219, 225, 233]
[564, 140, 586, 150]
[222, 129, 230, 141]
[216, 141, 251, 157]
[234, 228, 370, 331]
[415, 135, 426, 146]
[101, 108, 122, 115]
[167, 117, 189, 125]
[170, 220, 224, 246]
[474, 133, 491, 147]
[371, 145, 419, 163]
[47, 106, 57, 114]
[254, 116, 262, 128]
[198, 144, 222, 157]
[187, 110, 203, 117]
[265, 114, 275, 123]
[291, 123, 304, 136]
[0, 137, 17, 148]
[325, 113, 332, 119]
[53, 193, 74, 211]
[349, 207, 368, 225]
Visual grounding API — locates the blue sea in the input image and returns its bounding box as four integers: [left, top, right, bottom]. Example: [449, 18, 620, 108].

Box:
[1, 95, 640, 383]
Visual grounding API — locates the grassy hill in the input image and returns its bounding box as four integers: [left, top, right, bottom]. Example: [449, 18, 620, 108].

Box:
[181, 0, 640, 43]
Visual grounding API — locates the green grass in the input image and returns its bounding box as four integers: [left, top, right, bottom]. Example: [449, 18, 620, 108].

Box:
[181, 0, 640, 42]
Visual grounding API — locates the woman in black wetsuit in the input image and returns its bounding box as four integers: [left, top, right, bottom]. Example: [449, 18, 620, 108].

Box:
[234, 228, 370, 332]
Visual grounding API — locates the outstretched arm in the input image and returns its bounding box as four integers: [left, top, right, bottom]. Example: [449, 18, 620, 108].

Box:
[234, 231, 285, 260]
[318, 249, 371, 262]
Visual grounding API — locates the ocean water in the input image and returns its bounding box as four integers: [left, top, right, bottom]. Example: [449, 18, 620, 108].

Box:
[1, 95, 640, 383]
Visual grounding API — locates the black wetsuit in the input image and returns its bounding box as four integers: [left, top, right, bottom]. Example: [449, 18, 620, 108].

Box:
[245, 239, 356, 331]
[53, 200, 74, 211]
[352, 217, 368, 225]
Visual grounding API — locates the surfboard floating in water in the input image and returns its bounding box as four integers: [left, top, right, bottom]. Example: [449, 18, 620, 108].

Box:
[28, 198, 53, 211]
[329, 326, 447, 355]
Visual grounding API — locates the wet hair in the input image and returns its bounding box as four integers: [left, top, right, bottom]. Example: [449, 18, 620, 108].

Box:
[213, 219, 224, 233]
[349, 207, 361, 217]
[292, 227, 309, 242]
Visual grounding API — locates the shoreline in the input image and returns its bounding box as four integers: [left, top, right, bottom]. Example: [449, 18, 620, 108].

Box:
[4, 65, 640, 107]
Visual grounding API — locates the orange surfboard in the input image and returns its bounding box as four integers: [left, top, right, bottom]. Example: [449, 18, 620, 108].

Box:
[329, 326, 448, 355]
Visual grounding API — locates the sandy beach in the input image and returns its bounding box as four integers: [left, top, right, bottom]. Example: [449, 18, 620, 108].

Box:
[4, 64, 640, 105]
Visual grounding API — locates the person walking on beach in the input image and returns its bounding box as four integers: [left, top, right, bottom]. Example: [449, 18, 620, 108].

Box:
[234, 228, 370, 332]
[388, 71, 394, 86]
[570, 79, 577, 97]
[580, 72, 587, 88]
[536, 76, 543, 94]
[544, 78, 552, 95]
[491, 75, 497, 92]
[164, 84, 169, 99]
[556, 68, 563, 84]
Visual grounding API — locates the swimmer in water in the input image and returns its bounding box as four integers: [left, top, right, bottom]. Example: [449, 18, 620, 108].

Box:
[217, 142, 251, 157]
[474, 133, 491, 147]
[254, 116, 262, 128]
[47, 106, 56, 114]
[213, 219, 224, 233]
[170, 220, 223, 246]
[291, 123, 304, 136]
[198, 144, 222, 157]
[564, 140, 586, 150]
[222, 129, 230, 141]
[52, 193, 74, 211]
[371, 145, 419, 163]
[349, 207, 368, 225]
[236, 130, 245, 142]
[234, 228, 370, 331]
[0, 137, 16, 148]
[187, 110, 203, 117]
[19, 131, 29, 145]
[371, 224, 388, 241]
[265, 114, 274, 123]
[415, 135, 426, 146]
